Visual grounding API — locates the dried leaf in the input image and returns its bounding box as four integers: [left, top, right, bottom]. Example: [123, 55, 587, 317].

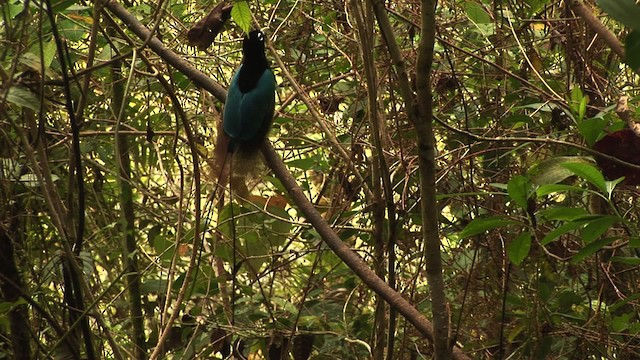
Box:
[187, 2, 232, 50]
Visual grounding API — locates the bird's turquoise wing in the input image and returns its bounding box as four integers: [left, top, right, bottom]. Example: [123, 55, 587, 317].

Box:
[223, 65, 244, 139]
[223, 67, 276, 142]
[236, 69, 276, 140]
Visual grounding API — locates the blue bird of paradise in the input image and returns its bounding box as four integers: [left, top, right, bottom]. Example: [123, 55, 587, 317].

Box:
[223, 29, 276, 153]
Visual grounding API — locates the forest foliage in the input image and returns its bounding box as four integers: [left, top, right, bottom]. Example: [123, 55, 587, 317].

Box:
[2, 0, 640, 358]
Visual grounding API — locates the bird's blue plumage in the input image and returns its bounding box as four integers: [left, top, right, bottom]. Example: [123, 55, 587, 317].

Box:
[223, 30, 276, 153]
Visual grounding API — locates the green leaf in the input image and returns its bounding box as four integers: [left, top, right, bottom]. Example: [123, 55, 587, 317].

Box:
[5, 86, 41, 112]
[610, 256, 640, 265]
[604, 178, 625, 198]
[542, 221, 585, 245]
[538, 207, 588, 221]
[507, 232, 531, 265]
[610, 293, 640, 313]
[536, 184, 587, 197]
[611, 313, 633, 332]
[52, 0, 77, 12]
[561, 162, 606, 192]
[465, 2, 491, 24]
[577, 117, 607, 147]
[570, 87, 584, 114]
[43, 39, 57, 70]
[231, 1, 252, 34]
[6, 2, 25, 18]
[140, 279, 168, 294]
[58, 19, 87, 42]
[458, 216, 518, 239]
[578, 97, 588, 122]
[625, 29, 640, 71]
[507, 175, 531, 209]
[571, 237, 617, 263]
[528, 156, 594, 186]
[580, 215, 620, 243]
[629, 237, 640, 248]
[597, 0, 640, 30]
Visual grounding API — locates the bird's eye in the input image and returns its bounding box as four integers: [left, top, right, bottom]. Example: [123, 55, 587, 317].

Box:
[258, 32, 264, 41]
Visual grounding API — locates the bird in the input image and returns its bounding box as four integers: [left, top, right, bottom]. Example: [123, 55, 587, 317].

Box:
[222, 29, 276, 154]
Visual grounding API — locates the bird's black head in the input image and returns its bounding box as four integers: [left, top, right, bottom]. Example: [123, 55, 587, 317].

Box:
[238, 29, 270, 92]
[242, 30, 267, 65]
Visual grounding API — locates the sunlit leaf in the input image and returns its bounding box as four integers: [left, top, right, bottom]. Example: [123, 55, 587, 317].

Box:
[465, 2, 491, 24]
[561, 162, 607, 193]
[231, 1, 252, 34]
[528, 156, 594, 186]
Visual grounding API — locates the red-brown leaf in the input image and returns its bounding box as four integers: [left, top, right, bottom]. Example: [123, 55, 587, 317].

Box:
[592, 128, 640, 185]
[187, 2, 232, 50]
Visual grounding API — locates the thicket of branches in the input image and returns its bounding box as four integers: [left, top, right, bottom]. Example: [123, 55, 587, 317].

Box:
[1, 0, 640, 359]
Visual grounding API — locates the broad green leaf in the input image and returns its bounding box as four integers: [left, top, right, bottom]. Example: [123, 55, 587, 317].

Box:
[52, 0, 77, 12]
[507, 175, 531, 209]
[6, 2, 24, 18]
[610, 256, 640, 265]
[458, 216, 518, 239]
[578, 97, 588, 122]
[528, 156, 593, 186]
[507, 231, 531, 265]
[489, 182, 508, 191]
[286, 157, 316, 170]
[538, 207, 588, 221]
[152, 229, 174, 263]
[140, 279, 168, 294]
[5, 86, 41, 112]
[611, 313, 633, 332]
[231, 1, 252, 34]
[577, 117, 607, 147]
[536, 184, 586, 197]
[580, 215, 620, 243]
[526, 0, 550, 15]
[43, 39, 57, 70]
[571, 237, 618, 263]
[541, 221, 584, 245]
[605, 178, 625, 198]
[465, 2, 491, 24]
[561, 162, 606, 192]
[597, 0, 640, 30]
[570, 87, 584, 114]
[629, 237, 640, 248]
[272, 296, 299, 315]
[508, 323, 526, 343]
[625, 29, 640, 71]
[58, 19, 86, 42]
